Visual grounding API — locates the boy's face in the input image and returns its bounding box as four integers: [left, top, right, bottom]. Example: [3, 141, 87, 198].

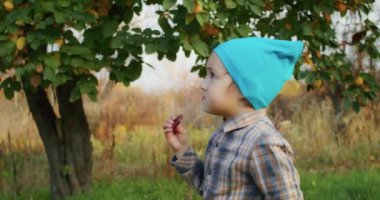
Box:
[200, 51, 247, 117]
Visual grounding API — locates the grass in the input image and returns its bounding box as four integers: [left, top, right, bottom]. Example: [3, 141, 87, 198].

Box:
[1, 81, 379, 199]
[2, 169, 379, 200]
[300, 169, 380, 200]
[68, 178, 201, 200]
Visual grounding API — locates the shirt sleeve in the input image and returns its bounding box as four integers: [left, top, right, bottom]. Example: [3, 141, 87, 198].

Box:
[170, 146, 204, 196]
[249, 137, 303, 200]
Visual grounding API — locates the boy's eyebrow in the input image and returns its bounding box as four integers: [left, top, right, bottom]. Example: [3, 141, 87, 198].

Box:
[206, 65, 227, 76]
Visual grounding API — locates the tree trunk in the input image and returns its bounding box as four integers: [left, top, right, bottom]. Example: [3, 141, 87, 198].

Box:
[56, 76, 93, 194]
[22, 76, 93, 200]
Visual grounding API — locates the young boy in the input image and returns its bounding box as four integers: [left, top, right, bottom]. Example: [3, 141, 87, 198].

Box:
[163, 36, 304, 199]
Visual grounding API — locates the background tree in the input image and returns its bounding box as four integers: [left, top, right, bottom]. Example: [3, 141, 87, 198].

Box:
[0, 0, 157, 199]
[0, 0, 379, 199]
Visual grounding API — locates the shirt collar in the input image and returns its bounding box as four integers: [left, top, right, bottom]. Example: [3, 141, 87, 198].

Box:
[221, 108, 268, 133]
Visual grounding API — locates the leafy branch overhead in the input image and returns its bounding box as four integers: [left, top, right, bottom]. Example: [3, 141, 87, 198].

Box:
[0, 0, 157, 102]
[154, 0, 380, 113]
[0, 0, 379, 113]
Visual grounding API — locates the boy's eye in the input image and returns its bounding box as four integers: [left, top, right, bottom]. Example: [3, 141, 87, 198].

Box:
[210, 72, 215, 78]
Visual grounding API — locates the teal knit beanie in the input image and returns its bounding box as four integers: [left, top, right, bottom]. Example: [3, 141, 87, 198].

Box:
[212, 36, 304, 110]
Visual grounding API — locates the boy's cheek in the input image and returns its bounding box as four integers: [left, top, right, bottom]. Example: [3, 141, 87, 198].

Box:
[201, 96, 211, 109]
[201, 96, 215, 113]
[202, 96, 223, 114]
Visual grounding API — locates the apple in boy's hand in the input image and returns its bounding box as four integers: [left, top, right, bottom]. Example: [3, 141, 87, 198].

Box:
[163, 114, 189, 157]
[172, 114, 183, 133]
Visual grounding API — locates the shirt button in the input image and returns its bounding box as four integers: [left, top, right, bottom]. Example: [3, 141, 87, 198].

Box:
[215, 142, 219, 147]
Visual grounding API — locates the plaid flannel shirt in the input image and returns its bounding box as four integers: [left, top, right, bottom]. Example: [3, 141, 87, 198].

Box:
[170, 108, 303, 199]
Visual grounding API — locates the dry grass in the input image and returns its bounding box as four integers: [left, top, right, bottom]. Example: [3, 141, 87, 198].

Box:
[0, 78, 379, 194]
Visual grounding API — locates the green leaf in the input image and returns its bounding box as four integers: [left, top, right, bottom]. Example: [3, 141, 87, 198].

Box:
[79, 83, 96, 94]
[158, 38, 170, 53]
[102, 21, 120, 38]
[61, 46, 92, 56]
[303, 24, 313, 36]
[320, 71, 331, 81]
[15, 66, 26, 77]
[352, 101, 360, 113]
[225, 0, 237, 9]
[183, 37, 192, 51]
[53, 73, 71, 87]
[162, 0, 176, 10]
[166, 53, 177, 61]
[199, 66, 207, 77]
[69, 86, 81, 102]
[0, 35, 8, 41]
[190, 65, 201, 72]
[57, 0, 70, 7]
[4, 88, 14, 100]
[44, 56, 61, 69]
[145, 43, 157, 54]
[111, 34, 125, 49]
[87, 90, 97, 102]
[0, 42, 16, 57]
[54, 11, 67, 24]
[43, 67, 56, 82]
[41, 2, 56, 12]
[69, 74, 98, 102]
[123, 11, 134, 23]
[125, 60, 143, 81]
[0, 78, 20, 100]
[305, 72, 316, 84]
[249, 4, 262, 16]
[195, 12, 210, 26]
[71, 57, 84, 67]
[23, 63, 36, 73]
[252, 0, 265, 7]
[236, 24, 252, 36]
[183, 0, 194, 13]
[191, 36, 209, 57]
[313, 4, 323, 13]
[158, 17, 172, 31]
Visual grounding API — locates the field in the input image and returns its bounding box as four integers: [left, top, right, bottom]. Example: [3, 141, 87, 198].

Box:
[1, 170, 380, 200]
[0, 80, 379, 199]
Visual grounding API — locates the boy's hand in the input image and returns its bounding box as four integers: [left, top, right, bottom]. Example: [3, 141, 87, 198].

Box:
[163, 114, 189, 156]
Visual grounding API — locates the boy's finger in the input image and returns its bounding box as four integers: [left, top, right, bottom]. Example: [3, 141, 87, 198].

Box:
[164, 130, 177, 141]
[175, 123, 185, 133]
[163, 124, 172, 129]
[164, 119, 174, 124]
[164, 128, 173, 133]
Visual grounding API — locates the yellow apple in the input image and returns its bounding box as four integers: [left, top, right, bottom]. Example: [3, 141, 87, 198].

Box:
[16, 36, 26, 50]
[313, 79, 323, 89]
[55, 38, 64, 47]
[3, 0, 14, 11]
[354, 76, 364, 86]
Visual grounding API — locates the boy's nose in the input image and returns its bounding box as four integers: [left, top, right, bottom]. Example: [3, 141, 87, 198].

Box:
[200, 79, 207, 91]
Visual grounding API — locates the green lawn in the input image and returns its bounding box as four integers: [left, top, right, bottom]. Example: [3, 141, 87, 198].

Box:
[2, 169, 379, 200]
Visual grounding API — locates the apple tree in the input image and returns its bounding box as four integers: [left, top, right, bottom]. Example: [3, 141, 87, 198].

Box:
[1, 0, 379, 199]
